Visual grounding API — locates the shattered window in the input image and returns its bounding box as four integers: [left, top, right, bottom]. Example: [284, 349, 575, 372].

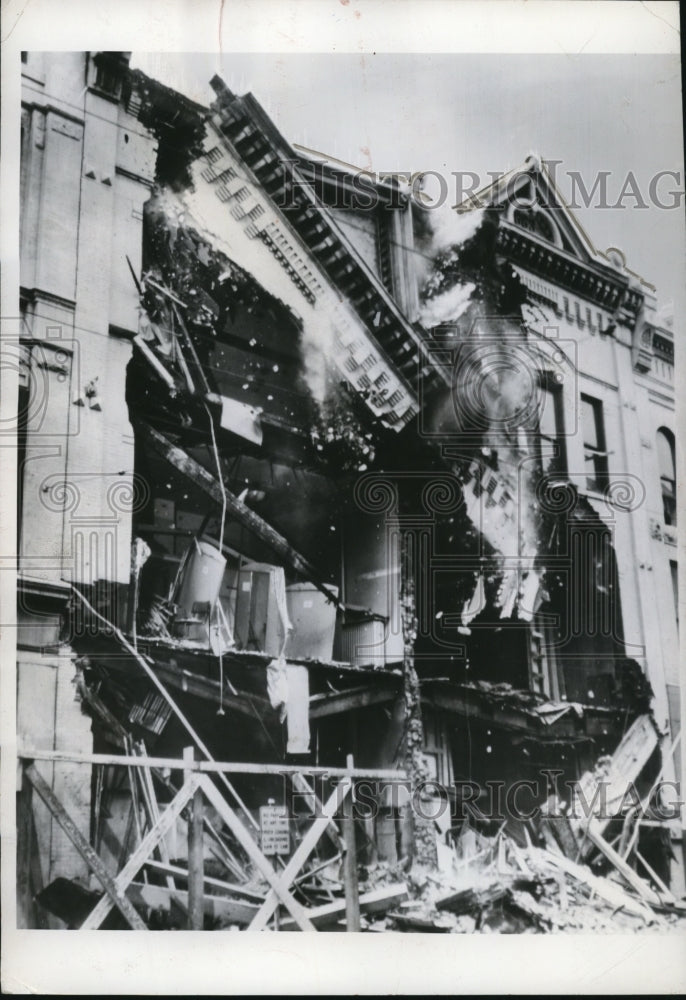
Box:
[581, 394, 609, 491]
[657, 428, 677, 526]
[91, 55, 124, 99]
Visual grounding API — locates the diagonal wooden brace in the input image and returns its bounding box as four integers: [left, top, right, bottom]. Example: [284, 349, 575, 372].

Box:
[249, 776, 352, 931]
[25, 763, 148, 931]
[81, 774, 199, 929]
[198, 775, 317, 933]
[290, 771, 345, 853]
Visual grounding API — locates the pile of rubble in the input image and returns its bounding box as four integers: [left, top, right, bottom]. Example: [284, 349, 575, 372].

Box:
[34, 800, 686, 933]
[362, 824, 686, 934]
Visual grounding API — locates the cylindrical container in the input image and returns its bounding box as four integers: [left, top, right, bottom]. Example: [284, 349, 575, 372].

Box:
[175, 540, 227, 622]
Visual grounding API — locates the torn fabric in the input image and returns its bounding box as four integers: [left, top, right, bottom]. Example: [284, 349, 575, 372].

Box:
[267, 654, 288, 723]
[286, 664, 310, 754]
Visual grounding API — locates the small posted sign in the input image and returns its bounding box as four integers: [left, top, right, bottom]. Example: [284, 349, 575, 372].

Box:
[259, 803, 290, 856]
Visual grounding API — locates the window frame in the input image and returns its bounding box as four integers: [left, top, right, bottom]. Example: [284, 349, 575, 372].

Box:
[657, 427, 677, 527]
[581, 393, 609, 492]
[537, 374, 567, 477]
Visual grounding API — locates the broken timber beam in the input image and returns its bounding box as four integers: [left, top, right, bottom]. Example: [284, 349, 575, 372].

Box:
[278, 884, 409, 930]
[309, 685, 397, 719]
[585, 818, 665, 906]
[144, 860, 266, 901]
[138, 422, 340, 608]
[127, 882, 259, 927]
[527, 846, 660, 924]
[24, 763, 148, 931]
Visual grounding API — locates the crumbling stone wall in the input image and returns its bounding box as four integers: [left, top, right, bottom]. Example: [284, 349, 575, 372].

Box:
[400, 532, 438, 869]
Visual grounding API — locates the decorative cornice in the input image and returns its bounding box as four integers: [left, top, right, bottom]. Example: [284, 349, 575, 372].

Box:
[207, 80, 449, 403]
[498, 221, 643, 324]
[20, 286, 77, 313]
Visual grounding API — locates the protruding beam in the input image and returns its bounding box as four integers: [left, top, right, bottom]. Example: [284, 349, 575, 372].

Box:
[139, 421, 340, 607]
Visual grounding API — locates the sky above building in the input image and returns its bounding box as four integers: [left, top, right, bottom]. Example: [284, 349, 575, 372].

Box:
[132, 52, 684, 322]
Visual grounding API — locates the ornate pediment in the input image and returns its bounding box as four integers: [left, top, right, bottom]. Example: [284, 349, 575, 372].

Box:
[459, 157, 644, 320]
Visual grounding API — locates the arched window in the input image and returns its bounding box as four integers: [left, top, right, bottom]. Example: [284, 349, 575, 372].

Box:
[657, 428, 676, 526]
[512, 207, 561, 246]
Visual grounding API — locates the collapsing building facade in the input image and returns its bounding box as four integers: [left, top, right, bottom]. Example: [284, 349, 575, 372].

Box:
[15, 51, 682, 931]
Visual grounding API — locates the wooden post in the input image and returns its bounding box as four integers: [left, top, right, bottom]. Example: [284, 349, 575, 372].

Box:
[342, 754, 360, 932]
[16, 776, 35, 928]
[25, 763, 148, 930]
[185, 747, 204, 929]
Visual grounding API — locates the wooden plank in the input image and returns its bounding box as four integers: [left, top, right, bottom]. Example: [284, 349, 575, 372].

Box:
[634, 850, 677, 903]
[25, 763, 147, 932]
[279, 884, 409, 930]
[388, 911, 452, 932]
[81, 775, 199, 930]
[249, 777, 352, 931]
[19, 746, 405, 780]
[187, 750, 205, 930]
[171, 315, 197, 395]
[127, 882, 258, 926]
[620, 728, 682, 861]
[526, 846, 660, 924]
[154, 661, 271, 719]
[290, 772, 345, 852]
[145, 275, 187, 307]
[144, 860, 266, 901]
[309, 686, 396, 719]
[151, 769, 249, 883]
[342, 755, 360, 932]
[139, 422, 340, 607]
[133, 336, 178, 394]
[572, 714, 659, 847]
[170, 301, 212, 395]
[420, 687, 545, 734]
[436, 881, 509, 914]
[69, 585, 258, 832]
[585, 818, 664, 906]
[198, 775, 317, 933]
[75, 673, 128, 747]
[134, 745, 175, 890]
